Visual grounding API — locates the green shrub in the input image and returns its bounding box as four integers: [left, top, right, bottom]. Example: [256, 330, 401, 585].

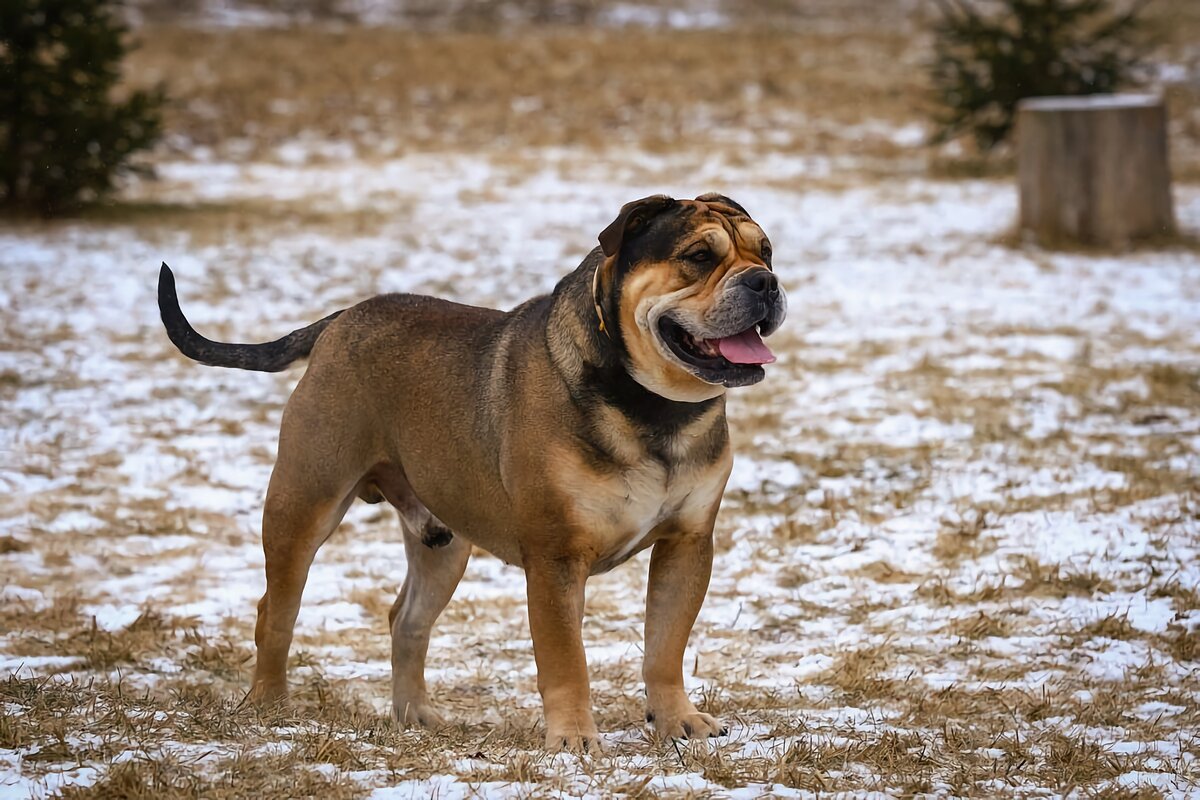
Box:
[0, 0, 166, 216]
[928, 0, 1151, 151]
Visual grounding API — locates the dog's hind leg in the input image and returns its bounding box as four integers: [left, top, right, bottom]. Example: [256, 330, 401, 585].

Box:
[388, 507, 470, 728]
[248, 442, 361, 707]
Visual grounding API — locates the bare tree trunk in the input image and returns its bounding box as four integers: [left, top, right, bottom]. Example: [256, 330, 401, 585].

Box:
[1017, 95, 1175, 248]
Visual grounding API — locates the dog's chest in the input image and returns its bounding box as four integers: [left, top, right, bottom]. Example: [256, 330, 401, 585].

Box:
[579, 455, 728, 572]
[547, 401, 730, 571]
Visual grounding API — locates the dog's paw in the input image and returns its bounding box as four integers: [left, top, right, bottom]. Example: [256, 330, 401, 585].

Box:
[392, 699, 448, 730]
[244, 681, 288, 709]
[545, 730, 605, 754]
[646, 707, 728, 740]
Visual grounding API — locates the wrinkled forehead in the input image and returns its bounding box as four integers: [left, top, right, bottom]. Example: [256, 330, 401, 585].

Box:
[679, 200, 768, 252]
[631, 201, 767, 262]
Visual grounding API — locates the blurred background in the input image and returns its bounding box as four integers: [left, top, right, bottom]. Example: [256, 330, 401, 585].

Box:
[100, 0, 1200, 178]
[1, 1, 1199, 797]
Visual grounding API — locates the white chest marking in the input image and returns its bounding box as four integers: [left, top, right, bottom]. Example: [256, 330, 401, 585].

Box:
[575, 456, 728, 567]
[549, 403, 730, 568]
[600, 460, 673, 562]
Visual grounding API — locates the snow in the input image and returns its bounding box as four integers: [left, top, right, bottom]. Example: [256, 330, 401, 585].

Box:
[1019, 94, 1164, 111]
[0, 765, 99, 800]
[136, 0, 738, 30]
[1, 144, 1199, 796]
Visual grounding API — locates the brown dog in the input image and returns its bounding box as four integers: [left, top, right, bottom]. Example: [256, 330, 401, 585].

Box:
[157, 193, 786, 751]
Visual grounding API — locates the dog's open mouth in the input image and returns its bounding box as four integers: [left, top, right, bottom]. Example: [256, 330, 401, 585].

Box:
[658, 317, 775, 386]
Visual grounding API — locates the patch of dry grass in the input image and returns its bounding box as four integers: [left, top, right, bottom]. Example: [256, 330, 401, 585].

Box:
[53, 753, 363, 800]
[686, 701, 1175, 796]
[75, 611, 195, 670]
[948, 610, 1014, 640]
[0, 600, 213, 672]
[1166, 626, 1200, 663]
[818, 644, 902, 702]
[76, 198, 399, 246]
[0, 704, 28, 749]
[1153, 580, 1200, 612]
[1008, 557, 1116, 599]
[1078, 613, 1142, 642]
[181, 634, 254, 681]
[1038, 733, 1128, 791]
[852, 560, 922, 584]
[109, 1, 1200, 180]
[346, 585, 395, 623]
[125, 24, 924, 163]
[4, 602, 1198, 797]
[920, 556, 1119, 607]
[0, 534, 30, 553]
[2, 7, 1198, 796]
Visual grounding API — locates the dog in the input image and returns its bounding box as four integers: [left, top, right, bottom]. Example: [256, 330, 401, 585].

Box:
[157, 193, 786, 751]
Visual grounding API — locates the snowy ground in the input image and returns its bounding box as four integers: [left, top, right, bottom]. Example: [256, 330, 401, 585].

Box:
[2, 148, 1199, 797]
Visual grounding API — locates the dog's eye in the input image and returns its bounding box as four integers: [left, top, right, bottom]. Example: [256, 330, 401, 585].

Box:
[761, 241, 773, 262]
[685, 247, 714, 265]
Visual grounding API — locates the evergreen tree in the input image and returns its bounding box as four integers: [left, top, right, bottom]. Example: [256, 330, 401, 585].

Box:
[0, 0, 165, 216]
[929, 0, 1150, 151]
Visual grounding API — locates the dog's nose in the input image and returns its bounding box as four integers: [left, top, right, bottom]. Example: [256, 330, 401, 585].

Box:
[742, 268, 778, 297]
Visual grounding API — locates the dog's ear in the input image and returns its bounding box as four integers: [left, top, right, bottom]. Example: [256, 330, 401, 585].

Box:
[695, 192, 749, 217]
[598, 195, 678, 257]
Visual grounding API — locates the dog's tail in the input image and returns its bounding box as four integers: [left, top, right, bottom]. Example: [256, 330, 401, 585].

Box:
[158, 263, 345, 372]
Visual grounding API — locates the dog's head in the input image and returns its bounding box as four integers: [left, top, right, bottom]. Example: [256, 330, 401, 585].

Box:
[594, 193, 787, 403]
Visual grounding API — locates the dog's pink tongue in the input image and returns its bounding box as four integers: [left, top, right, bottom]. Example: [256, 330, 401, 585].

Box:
[716, 328, 776, 365]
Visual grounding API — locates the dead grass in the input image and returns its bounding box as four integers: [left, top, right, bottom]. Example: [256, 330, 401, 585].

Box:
[1010, 557, 1116, 599]
[75, 611, 194, 670]
[182, 635, 254, 681]
[1038, 734, 1127, 791]
[74, 198, 399, 247]
[1, 7, 1198, 796]
[1046, 361, 1200, 418]
[3, 608, 1198, 797]
[852, 560, 922, 584]
[922, 556, 1118, 607]
[52, 753, 364, 800]
[772, 516, 822, 546]
[347, 585, 395, 623]
[0, 534, 30, 553]
[948, 610, 1013, 640]
[1152, 580, 1200, 612]
[0, 601, 206, 671]
[818, 644, 902, 701]
[933, 526, 997, 564]
[1078, 613, 1142, 642]
[683, 697, 1175, 796]
[123, 24, 924, 163]
[0, 595, 86, 637]
[105, 3, 1200, 180]
[1166, 626, 1200, 663]
[0, 705, 27, 749]
[686, 738, 852, 792]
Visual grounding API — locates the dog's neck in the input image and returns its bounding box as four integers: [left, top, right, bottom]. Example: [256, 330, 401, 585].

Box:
[546, 251, 724, 453]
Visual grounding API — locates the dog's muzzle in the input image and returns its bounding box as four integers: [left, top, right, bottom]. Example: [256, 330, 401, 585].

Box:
[655, 268, 788, 388]
[728, 268, 786, 337]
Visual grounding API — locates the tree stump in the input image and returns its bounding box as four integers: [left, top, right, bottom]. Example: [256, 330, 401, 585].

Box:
[1017, 94, 1176, 248]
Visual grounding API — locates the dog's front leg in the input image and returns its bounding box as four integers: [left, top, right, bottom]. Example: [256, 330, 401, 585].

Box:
[525, 555, 600, 752]
[643, 531, 727, 740]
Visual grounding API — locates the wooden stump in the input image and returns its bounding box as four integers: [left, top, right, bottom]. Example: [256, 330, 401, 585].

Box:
[1017, 94, 1176, 248]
